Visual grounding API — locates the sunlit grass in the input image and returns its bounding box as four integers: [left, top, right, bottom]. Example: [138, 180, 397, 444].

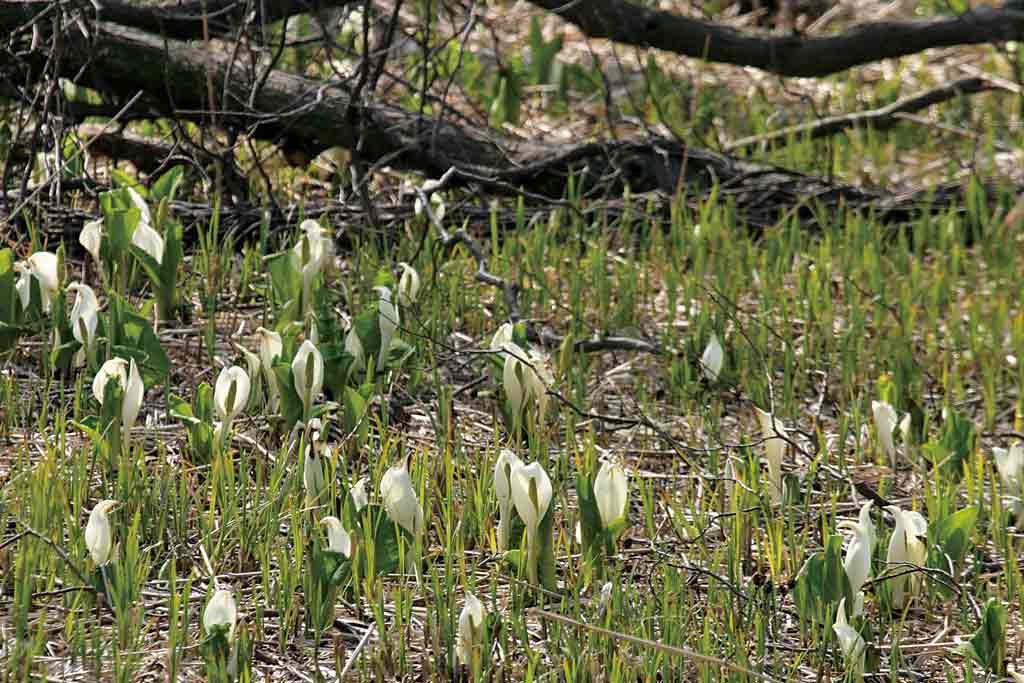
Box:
[1, 175, 1021, 680]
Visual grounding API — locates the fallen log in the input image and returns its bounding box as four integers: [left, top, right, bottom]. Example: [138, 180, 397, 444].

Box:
[525, 0, 1024, 78]
[0, 3, 1005, 233]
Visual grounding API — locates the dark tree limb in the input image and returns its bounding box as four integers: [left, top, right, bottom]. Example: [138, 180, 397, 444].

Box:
[0, 6, 999, 232]
[525, 0, 1024, 77]
[0, 0, 358, 41]
[8, 124, 179, 176]
[0, 12, 745, 196]
[725, 76, 1002, 153]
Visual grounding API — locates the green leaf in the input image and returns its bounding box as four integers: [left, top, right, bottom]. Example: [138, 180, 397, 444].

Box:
[267, 251, 300, 309]
[272, 362, 303, 429]
[341, 387, 369, 446]
[321, 341, 355, 398]
[150, 166, 185, 202]
[110, 169, 142, 194]
[538, 501, 557, 591]
[0, 249, 24, 351]
[108, 295, 170, 386]
[938, 409, 976, 480]
[960, 597, 1006, 674]
[366, 507, 405, 577]
[128, 245, 163, 294]
[575, 471, 602, 556]
[503, 548, 525, 573]
[930, 505, 977, 569]
[102, 208, 140, 256]
[820, 534, 847, 603]
[352, 308, 382, 362]
[169, 391, 214, 463]
[311, 544, 351, 589]
[793, 534, 848, 621]
[195, 383, 214, 423]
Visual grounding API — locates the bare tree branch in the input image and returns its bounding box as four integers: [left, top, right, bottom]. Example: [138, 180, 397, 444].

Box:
[726, 76, 1002, 153]
[526, 0, 1024, 77]
[0, 0, 358, 41]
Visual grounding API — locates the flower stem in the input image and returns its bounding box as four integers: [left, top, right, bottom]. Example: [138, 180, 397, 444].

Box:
[526, 527, 538, 586]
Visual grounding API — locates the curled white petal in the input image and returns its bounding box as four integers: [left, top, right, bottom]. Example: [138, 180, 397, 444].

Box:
[214, 365, 251, 422]
[594, 460, 628, 528]
[700, 333, 724, 382]
[85, 499, 118, 566]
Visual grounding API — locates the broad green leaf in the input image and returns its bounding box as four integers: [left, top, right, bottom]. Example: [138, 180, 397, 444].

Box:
[930, 505, 977, 569]
[150, 166, 185, 202]
[575, 471, 602, 556]
[109, 296, 170, 386]
[272, 362, 303, 428]
[267, 251, 300, 306]
[959, 598, 1006, 674]
[103, 208, 140, 255]
[938, 409, 975, 480]
[321, 341, 355, 398]
[352, 308, 382, 361]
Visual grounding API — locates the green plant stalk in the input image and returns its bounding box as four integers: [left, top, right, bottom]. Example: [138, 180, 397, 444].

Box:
[525, 526, 539, 587]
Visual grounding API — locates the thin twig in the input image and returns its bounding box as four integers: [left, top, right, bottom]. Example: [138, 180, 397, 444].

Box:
[338, 623, 375, 678]
[726, 77, 1000, 153]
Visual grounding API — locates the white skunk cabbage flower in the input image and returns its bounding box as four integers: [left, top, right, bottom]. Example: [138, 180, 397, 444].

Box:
[203, 589, 238, 641]
[236, 345, 262, 409]
[993, 443, 1024, 492]
[14, 262, 31, 310]
[380, 457, 423, 537]
[494, 449, 523, 551]
[754, 407, 785, 503]
[594, 460, 628, 528]
[93, 357, 144, 442]
[375, 286, 398, 368]
[722, 457, 737, 512]
[293, 219, 332, 312]
[414, 179, 446, 223]
[256, 327, 283, 410]
[700, 333, 724, 382]
[303, 444, 327, 507]
[858, 500, 878, 555]
[125, 187, 153, 225]
[524, 348, 554, 417]
[502, 343, 553, 425]
[502, 343, 526, 422]
[350, 477, 369, 511]
[345, 326, 365, 371]
[292, 339, 324, 418]
[214, 366, 250, 423]
[832, 597, 865, 681]
[67, 283, 99, 366]
[490, 322, 514, 352]
[125, 187, 164, 264]
[17, 251, 59, 312]
[397, 262, 421, 308]
[131, 222, 165, 264]
[509, 461, 552, 551]
[81, 192, 164, 265]
[885, 504, 928, 608]
[872, 400, 898, 464]
[85, 499, 118, 566]
[899, 412, 913, 447]
[456, 592, 486, 665]
[80, 219, 103, 263]
[993, 442, 1024, 517]
[837, 501, 875, 616]
[320, 516, 351, 557]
